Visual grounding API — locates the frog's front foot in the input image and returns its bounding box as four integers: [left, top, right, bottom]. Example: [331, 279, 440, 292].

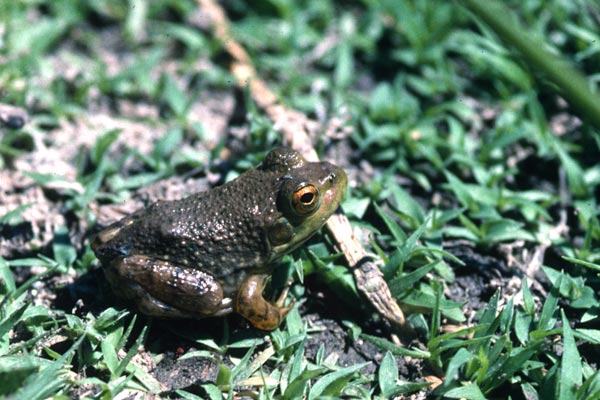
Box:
[235, 274, 294, 330]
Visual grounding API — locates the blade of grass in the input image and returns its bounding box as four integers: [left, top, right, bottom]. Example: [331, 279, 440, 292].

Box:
[559, 310, 582, 398]
[15, 334, 85, 400]
[308, 362, 369, 400]
[115, 325, 148, 377]
[459, 0, 600, 129]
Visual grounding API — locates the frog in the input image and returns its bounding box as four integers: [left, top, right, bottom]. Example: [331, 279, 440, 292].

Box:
[92, 147, 347, 330]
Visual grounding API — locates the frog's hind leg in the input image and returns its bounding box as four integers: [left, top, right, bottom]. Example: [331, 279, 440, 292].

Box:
[106, 255, 233, 318]
[234, 274, 294, 330]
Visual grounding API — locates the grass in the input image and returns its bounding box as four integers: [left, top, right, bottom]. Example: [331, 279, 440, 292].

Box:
[1, 0, 600, 398]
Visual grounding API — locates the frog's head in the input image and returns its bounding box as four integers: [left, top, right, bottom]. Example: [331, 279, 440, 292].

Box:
[260, 147, 347, 261]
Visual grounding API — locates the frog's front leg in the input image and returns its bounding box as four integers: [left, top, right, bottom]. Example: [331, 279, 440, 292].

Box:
[234, 274, 294, 330]
[106, 255, 233, 318]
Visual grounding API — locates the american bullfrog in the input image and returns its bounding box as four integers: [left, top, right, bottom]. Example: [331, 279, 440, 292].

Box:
[92, 147, 346, 330]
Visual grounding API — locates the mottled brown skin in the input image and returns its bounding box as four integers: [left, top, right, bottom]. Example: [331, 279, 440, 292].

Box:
[92, 148, 346, 330]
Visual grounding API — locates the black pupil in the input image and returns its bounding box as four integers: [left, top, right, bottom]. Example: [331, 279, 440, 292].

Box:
[300, 192, 314, 204]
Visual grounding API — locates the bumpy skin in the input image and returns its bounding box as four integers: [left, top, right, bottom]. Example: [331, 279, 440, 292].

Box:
[92, 148, 347, 330]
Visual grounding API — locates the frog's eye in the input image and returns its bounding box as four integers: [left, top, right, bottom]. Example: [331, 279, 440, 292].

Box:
[292, 184, 320, 215]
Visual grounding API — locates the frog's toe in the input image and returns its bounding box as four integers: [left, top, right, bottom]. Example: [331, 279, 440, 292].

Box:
[274, 284, 294, 308]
